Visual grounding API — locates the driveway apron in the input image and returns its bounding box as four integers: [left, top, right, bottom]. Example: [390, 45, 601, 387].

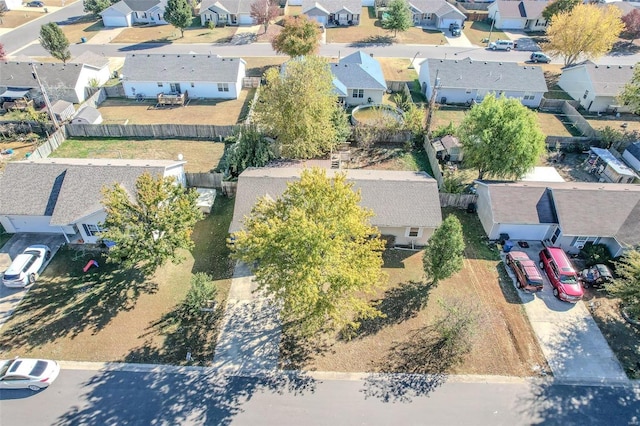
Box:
[503, 242, 627, 383]
[212, 262, 281, 374]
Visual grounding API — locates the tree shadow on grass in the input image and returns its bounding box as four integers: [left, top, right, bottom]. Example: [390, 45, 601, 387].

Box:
[342, 280, 432, 340]
[0, 246, 153, 351]
[279, 320, 334, 370]
[349, 35, 395, 47]
[610, 40, 640, 56]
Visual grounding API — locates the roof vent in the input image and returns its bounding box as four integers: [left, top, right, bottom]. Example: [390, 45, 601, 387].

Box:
[607, 65, 610, 68]
[595, 65, 599, 68]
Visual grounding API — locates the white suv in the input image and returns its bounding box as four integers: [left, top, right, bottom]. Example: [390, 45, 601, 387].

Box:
[489, 40, 515, 51]
[2, 245, 51, 288]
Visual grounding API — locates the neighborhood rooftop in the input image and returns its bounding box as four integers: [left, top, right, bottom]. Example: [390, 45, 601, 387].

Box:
[230, 168, 441, 233]
[122, 53, 245, 82]
[563, 60, 635, 96]
[200, 0, 253, 14]
[492, 0, 548, 18]
[421, 58, 548, 93]
[0, 61, 86, 90]
[331, 51, 387, 91]
[302, 0, 361, 13]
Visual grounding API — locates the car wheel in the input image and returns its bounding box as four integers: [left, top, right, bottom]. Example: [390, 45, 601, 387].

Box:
[28, 274, 36, 284]
[539, 261, 544, 269]
[553, 288, 559, 299]
[506, 47, 511, 51]
[28, 385, 41, 391]
[491, 46, 497, 50]
[45, 251, 51, 260]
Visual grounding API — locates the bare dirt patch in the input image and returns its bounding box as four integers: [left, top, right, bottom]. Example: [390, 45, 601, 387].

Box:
[282, 209, 549, 376]
[98, 90, 254, 125]
[541, 152, 596, 182]
[0, 139, 41, 172]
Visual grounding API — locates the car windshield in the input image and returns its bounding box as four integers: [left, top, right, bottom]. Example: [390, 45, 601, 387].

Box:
[0, 360, 13, 377]
[23, 250, 40, 257]
[560, 274, 578, 284]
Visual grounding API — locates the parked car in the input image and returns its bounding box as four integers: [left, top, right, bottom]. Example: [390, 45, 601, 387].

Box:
[26, 1, 45, 6]
[449, 23, 461, 37]
[580, 264, 614, 288]
[506, 251, 544, 292]
[0, 358, 60, 391]
[2, 245, 51, 288]
[530, 52, 551, 63]
[539, 247, 583, 303]
[489, 40, 515, 51]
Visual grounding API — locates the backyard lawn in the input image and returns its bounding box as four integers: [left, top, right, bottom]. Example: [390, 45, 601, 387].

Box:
[587, 117, 640, 133]
[48, 138, 226, 173]
[0, 196, 235, 366]
[282, 208, 549, 377]
[326, 7, 446, 45]
[96, 89, 255, 125]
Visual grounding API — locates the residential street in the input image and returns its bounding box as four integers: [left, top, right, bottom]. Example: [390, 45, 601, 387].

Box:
[1, 365, 639, 425]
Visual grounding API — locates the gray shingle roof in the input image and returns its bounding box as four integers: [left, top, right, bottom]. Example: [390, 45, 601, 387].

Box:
[485, 184, 557, 225]
[122, 0, 163, 12]
[331, 51, 387, 91]
[122, 53, 245, 83]
[494, 0, 548, 19]
[0, 61, 84, 91]
[200, 0, 254, 14]
[229, 167, 442, 233]
[70, 51, 110, 70]
[74, 106, 102, 123]
[562, 61, 635, 97]
[625, 142, 640, 161]
[50, 100, 74, 115]
[0, 158, 184, 225]
[422, 58, 548, 93]
[409, 0, 464, 17]
[302, 0, 361, 14]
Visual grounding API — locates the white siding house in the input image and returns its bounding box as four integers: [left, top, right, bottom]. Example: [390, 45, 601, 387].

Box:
[199, 0, 255, 26]
[121, 53, 246, 100]
[100, 0, 168, 27]
[330, 51, 387, 106]
[487, 0, 549, 30]
[623, 142, 640, 173]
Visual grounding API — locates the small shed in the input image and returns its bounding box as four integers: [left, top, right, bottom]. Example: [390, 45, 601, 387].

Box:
[588, 147, 639, 184]
[623, 142, 640, 173]
[196, 188, 216, 214]
[49, 100, 75, 123]
[432, 135, 463, 162]
[71, 106, 103, 125]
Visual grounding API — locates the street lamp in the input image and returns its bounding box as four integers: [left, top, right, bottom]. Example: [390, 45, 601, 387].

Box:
[408, 51, 420, 69]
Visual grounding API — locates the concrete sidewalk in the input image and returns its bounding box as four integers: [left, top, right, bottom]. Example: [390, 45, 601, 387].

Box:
[212, 262, 281, 374]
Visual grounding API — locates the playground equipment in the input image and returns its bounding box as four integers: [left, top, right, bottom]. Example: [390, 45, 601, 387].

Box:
[83, 259, 99, 273]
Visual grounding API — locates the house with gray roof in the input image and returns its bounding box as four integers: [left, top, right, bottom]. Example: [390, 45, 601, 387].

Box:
[100, 0, 168, 27]
[230, 167, 442, 247]
[0, 158, 186, 244]
[330, 51, 387, 105]
[199, 0, 255, 26]
[476, 180, 640, 257]
[623, 142, 640, 173]
[0, 60, 111, 104]
[418, 58, 547, 108]
[71, 106, 103, 124]
[121, 53, 246, 100]
[558, 61, 635, 113]
[408, 0, 465, 29]
[487, 0, 549, 31]
[302, 0, 361, 26]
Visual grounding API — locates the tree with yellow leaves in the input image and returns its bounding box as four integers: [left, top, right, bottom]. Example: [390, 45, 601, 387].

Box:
[544, 3, 624, 66]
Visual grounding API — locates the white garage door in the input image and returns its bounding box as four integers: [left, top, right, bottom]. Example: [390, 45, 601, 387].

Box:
[102, 15, 129, 27]
[361, 0, 374, 5]
[309, 15, 327, 25]
[288, 0, 302, 5]
[496, 224, 550, 241]
[8, 216, 59, 233]
[499, 19, 524, 30]
[441, 18, 459, 29]
[239, 15, 255, 25]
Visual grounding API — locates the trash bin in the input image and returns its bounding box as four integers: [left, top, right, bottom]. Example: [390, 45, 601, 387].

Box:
[503, 240, 514, 253]
[81, 37, 87, 43]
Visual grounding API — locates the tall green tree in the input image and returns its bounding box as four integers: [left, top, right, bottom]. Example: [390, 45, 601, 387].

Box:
[458, 94, 546, 180]
[620, 67, 640, 115]
[544, 4, 624, 66]
[164, 0, 193, 38]
[542, 0, 580, 22]
[606, 250, 640, 320]
[271, 15, 320, 57]
[231, 168, 386, 334]
[250, 0, 280, 34]
[382, 0, 412, 37]
[222, 125, 277, 178]
[83, 0, 114, 15]
[253, 55, 346, 158]
[423, 215, 465, 286]
[100, 172, 203, 275]
[39, 23, 71, 64]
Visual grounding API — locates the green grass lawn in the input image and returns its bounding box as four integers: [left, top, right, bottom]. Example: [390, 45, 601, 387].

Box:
[0, 196, 235, 365]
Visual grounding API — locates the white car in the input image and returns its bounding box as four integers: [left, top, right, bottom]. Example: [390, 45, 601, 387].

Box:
[0, 358, 60, 391]
[2, 245, 51, 288]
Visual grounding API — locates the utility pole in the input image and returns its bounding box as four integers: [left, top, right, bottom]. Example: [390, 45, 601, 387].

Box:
[425, 69, 440, 137]
[487, 13, 496, 46]
[31, 63, 60, 130]
[408, 51, 420, 69]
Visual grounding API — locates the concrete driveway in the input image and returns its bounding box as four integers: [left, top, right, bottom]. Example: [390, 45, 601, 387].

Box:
[502, 30, 542, 52]
[0, 233, 66, 330]
[503, 241, 627, 383]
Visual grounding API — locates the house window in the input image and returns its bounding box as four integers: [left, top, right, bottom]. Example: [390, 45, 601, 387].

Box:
[157, 82, 163, 87]
[573, 236, 598, 247]
[218, 83, 229, 92]
[425, 13, 432, 19]
[583, 90, 589, 99]
[82, 224, 105, 237]
[353, 89, 364, 98]
[551, 227, 561, 244]
[523, 93, 534, 100]
[406, 227, 422, 238]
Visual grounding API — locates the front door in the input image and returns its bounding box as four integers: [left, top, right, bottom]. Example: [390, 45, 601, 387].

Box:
[170, 83, 181, 94]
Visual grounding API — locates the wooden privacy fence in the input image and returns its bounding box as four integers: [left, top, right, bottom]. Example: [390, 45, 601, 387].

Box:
[561, 101, 598, 139]
[66, 123, 242, 139]
[103, 84, 126, 98]
[29, 127, 67, 160]
[242, 77, 261, 88]
[440, 193, 477, 208]
[539, 98, 579, 112]
[84, 87, 108, 109]
[185, 172, 238, 195]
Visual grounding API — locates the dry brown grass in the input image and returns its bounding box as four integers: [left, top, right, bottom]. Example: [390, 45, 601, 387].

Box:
[0, 10, 43, 29]
[112, 22, 237, 44]
[97, 90, 254, 125]
[463, 21, 508, 47]
[587, 117, 640, 133]
[537, 112, 573, 137]
[377, 58, 418, 82]
[57, 15, 103, 44]
[244, 56, 287, 77]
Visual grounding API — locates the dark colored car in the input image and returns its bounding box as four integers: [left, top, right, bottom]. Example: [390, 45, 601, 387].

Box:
[449, 23, 461, 37]
[580, 264, 614, 288]
[506, 251, 544, 292]
[27, 1, 45, 6]
[539, 247, 583, 303]
[530, 52, 551, 63]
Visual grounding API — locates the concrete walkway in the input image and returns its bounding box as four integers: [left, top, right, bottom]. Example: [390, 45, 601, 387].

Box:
[212, 262, 281, 374]
[503, 242, 627, 383]
[85, 27, 126, 44]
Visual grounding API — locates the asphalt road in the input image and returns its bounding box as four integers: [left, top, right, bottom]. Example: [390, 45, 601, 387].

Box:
[1, 367, 639, 425]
